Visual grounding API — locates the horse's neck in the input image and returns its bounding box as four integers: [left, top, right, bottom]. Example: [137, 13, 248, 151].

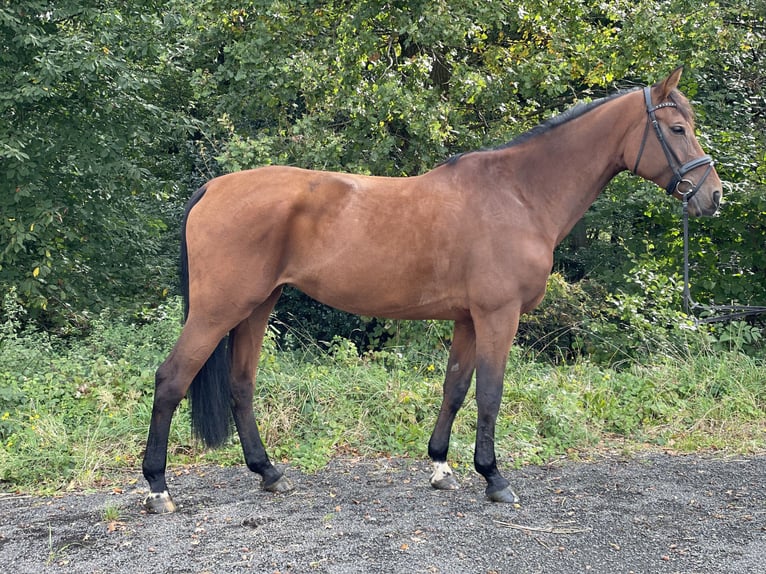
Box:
[497, 95, 635, 245]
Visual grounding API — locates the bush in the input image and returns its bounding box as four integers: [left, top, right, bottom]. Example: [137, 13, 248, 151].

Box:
[0, 297, 184, 489]
[516, 273, 608, 361]
[272, 287, 370, 350]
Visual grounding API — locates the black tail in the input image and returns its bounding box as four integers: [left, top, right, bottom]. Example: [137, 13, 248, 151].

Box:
[182, 185, 234, 448]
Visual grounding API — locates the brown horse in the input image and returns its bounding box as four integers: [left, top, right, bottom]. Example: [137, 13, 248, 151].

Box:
[142, 67, 721, 513]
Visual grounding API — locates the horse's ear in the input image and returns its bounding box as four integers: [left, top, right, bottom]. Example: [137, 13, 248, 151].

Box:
[656, 66, 684, 99]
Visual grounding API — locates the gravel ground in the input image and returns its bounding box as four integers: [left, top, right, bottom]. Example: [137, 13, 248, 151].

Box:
[1, 453, 765, 573]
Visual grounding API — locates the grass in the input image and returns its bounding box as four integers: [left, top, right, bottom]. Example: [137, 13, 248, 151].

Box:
[101, 502, 122, 522]
[1, 301, 765, 494]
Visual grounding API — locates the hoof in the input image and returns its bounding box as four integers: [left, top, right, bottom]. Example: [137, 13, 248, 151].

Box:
[262, 474, 294, 494]
[143, 490, 177, 514]
[430, 461, 460, 491]
[486, 485, 520, 504]
[431, 473, 460, 491]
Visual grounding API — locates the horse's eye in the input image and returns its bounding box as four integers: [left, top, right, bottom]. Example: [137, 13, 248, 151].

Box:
[670, 125, 686, 135]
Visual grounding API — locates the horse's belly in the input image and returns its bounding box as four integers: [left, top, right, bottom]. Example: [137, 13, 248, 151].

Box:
[286, 259, 467, 320]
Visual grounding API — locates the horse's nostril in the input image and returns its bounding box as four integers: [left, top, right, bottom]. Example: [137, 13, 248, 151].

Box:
[713, 191, 721, 206]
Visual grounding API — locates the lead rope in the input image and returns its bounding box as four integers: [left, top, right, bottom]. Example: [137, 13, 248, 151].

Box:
[682, 195, 692, 315]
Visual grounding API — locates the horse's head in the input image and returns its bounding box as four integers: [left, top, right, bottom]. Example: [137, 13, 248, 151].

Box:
[629, 67, 722, 217]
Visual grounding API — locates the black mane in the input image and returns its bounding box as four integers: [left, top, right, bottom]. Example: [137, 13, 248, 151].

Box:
[442, 88, 638, 166]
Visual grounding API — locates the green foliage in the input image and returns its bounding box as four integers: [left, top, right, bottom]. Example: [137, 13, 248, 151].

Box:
[1, 0, 764, 339]
[553, 0, 766, 313]
[516, 273, 608, 361]
[191, 0, 766, 350]
[0, 297, 184, 488]
[364, 318, 453, 358]
[271, 287, 370, 350]
[706, 320, 764, 355]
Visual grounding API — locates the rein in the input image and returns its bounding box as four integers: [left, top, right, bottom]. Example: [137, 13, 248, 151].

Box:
[680, 196, 766, 323]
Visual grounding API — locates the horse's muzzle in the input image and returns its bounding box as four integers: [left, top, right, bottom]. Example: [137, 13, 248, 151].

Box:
[690, 189, 721, 217]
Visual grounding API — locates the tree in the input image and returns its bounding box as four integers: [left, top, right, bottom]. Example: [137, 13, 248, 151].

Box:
[0, 1, 193, 327]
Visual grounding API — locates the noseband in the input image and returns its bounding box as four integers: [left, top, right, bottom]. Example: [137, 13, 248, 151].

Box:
[632, 86, 714, 200]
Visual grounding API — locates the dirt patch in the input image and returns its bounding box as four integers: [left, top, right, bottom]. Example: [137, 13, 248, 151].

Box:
[1, 453, 765, 573]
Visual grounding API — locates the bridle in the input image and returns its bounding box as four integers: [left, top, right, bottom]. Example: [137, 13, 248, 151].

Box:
[632, 86, 715, 201]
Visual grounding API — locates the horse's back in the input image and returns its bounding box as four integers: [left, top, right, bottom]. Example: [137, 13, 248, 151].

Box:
[199, 166, 409, 221]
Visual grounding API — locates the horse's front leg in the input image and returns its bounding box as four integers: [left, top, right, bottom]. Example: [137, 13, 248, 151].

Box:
[472, 307, 521, 503]
[428, 319, 476, 491]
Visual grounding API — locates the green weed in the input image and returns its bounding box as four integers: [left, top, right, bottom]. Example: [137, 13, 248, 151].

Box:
[102, 503, 121, 522]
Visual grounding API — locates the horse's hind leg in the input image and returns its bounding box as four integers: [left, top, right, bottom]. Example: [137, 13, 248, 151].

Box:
[230, 287, 293, 493]
[143, 322, 230, 513]
[428, 319, 477, 490]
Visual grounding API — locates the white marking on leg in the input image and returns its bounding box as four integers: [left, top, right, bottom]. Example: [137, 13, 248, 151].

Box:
[450, 362, 460, 372]
[430, 461, 453, 484]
